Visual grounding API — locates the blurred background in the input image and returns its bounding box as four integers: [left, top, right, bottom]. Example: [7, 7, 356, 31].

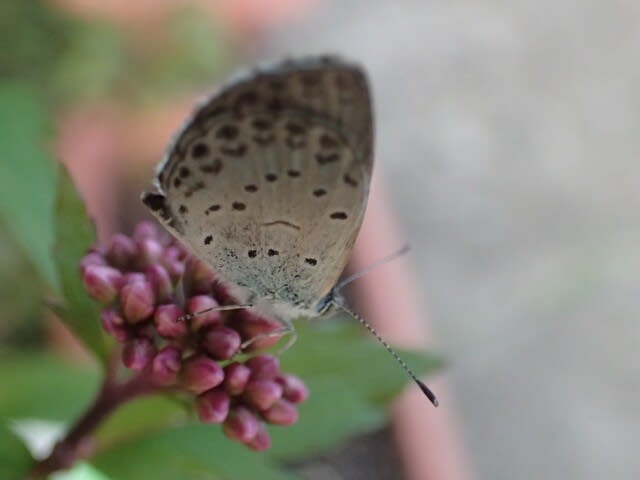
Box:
[2, 1, 639, 479]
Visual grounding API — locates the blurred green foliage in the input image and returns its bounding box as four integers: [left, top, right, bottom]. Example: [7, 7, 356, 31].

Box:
[0, 0, 233, 345]
[0, 1, 74, 105]
[0, 1, 232, 106]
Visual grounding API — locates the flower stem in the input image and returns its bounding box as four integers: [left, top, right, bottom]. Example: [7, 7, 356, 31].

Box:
[28, 364, 157, 479]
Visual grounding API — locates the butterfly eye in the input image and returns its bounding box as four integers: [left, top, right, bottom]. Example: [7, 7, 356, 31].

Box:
[315, 292, 335, 315]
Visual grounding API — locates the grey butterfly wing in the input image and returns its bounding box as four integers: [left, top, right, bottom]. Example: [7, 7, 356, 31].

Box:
[143, 56, 373, 311]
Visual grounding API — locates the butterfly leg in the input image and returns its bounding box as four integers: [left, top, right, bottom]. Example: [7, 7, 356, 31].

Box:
[276, 326, 297, 355]
[239, 320, 297, 355]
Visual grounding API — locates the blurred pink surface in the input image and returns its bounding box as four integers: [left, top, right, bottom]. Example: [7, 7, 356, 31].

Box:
[351, 174, 474, 480]
[52, 0, 320, 32]
[55, 107, 122, 242]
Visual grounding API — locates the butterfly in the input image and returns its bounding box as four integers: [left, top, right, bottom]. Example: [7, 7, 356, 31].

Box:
[142, 56, 437, 405]
[142, 56, 372, 323]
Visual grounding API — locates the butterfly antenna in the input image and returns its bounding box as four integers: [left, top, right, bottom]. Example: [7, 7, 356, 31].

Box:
[340, 305, 439, 407]
[335, 244, 411, 292]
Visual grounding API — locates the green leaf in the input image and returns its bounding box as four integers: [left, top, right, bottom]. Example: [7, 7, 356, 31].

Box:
[92, 424, 299, 480]
[0, 422, 35, 480]
[269, 317, 443, 460]
[53, 166, 108, 365]
[0, 351, 98, 422]
[269, 377, 385, 459]
[0, 82, 59, 291]
[282, 318, 442, 403]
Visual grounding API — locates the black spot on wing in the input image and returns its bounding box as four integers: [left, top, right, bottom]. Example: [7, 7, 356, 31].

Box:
[191, 143, 210, 158]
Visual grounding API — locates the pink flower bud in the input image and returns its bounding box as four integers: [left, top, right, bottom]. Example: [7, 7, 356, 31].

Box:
[106, 233, 136, 269]
[187, 295, 222, 331]
[82, 265, 123, 304]
[246, 423, 271, 451]
[185, 257, 215, 281]
[196, 389, 230, 424]
[122, 337, 156, 371]
[123, 272, 146, 285]
[172, 242, 189, 258]
[246, 355, 280, 380]
[151, 346, 181, 386]
[153, 304, 187, 338]
[161, 246, 187, 282]
[223, 406, 259, 443]
[100, 309, 129, 342]
[182, 355, 224, 394]
[133, 221, 158, 242]
[223, 362, 251, 395]
[146, 264, 173, 302]
[183, 257, 216, 295]
[163, 245, 184, 263]
[211, 281, 236, 305]
[120, 280, 155, 323]
[164, 259, 185, 283]
[80, 252, 107, 273]
[276, 374, 309, 404]
[135, 321, 156, 339]
[244, 379, 283, 411]
[136, 238, 163, 269]
[202, 327, 241, 360]
[262, 399, 298, 426]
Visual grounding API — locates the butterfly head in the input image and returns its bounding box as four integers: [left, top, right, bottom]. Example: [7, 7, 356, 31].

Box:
[246, 284, 342, 322]
[314, 288, 343, 317]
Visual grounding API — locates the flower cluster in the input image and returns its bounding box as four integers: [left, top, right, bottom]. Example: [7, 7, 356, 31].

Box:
[80, 221, 308, 450]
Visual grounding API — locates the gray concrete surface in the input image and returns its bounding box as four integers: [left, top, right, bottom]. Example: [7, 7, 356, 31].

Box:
[267, 1, 640, 478]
